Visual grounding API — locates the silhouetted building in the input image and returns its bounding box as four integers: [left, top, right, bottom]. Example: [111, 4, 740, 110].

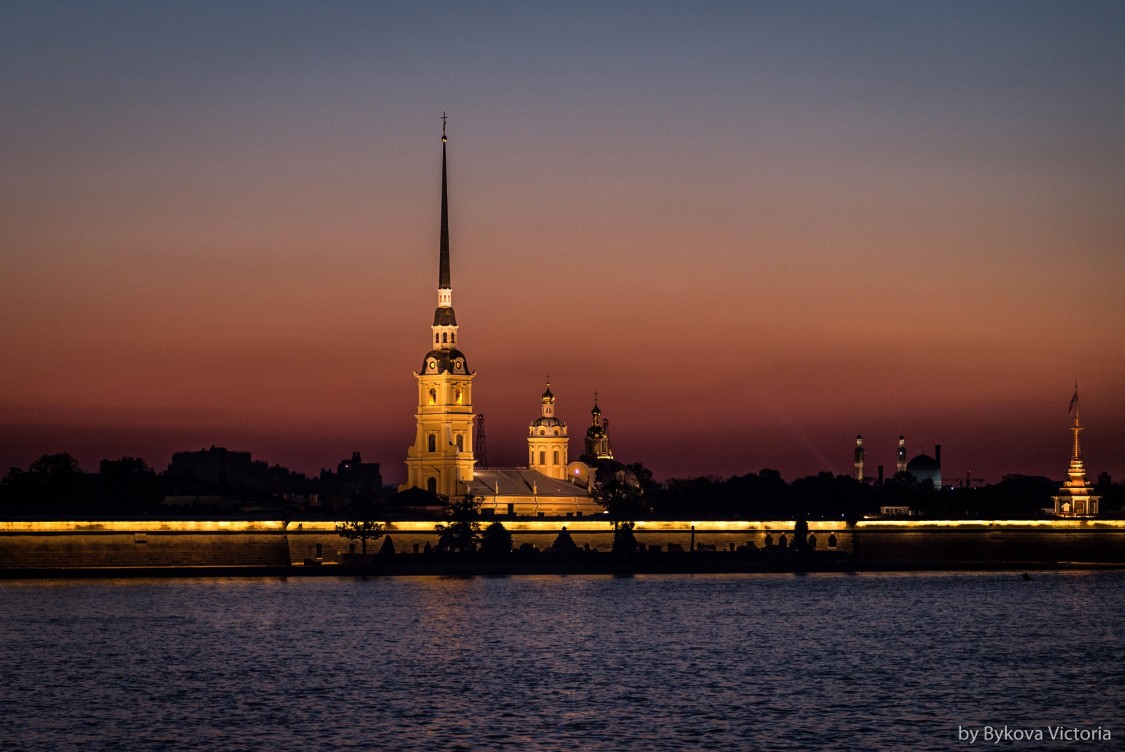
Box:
[854, 435, 865, 481]
[166, 446, 306, 496]
[907, 445, 942, 488]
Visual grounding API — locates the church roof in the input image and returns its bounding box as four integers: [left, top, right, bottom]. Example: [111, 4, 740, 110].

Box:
[432, 307, 457, 326]
[531, 416, 564, 428]
[420, 348, 470, 374]
[468, 469, 590, 499]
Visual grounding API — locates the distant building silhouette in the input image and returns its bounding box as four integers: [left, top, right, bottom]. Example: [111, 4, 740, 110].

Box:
[854, 434, 865, 481]
[907, 445, 942, 489]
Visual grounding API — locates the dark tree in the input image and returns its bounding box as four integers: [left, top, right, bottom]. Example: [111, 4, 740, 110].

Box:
[2, 452, 91, 515]
[480, 521, 512, 557]
[436, 493, 482, 554]
[335, 495, 384, 555]
[792, 517, 810, 551]
[594, 477, 646, 555]
[593, 477, 646, 527]
[549, 526, 579, 554]
[29, 453, 82, 478]
[612, 521, 638, 556]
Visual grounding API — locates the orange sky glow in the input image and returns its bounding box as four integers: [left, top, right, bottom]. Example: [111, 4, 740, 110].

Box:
[2, 3, 1123, 484]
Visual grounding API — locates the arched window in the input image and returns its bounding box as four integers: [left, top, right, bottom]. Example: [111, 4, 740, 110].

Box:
[552, 450, 559, 464]
[451, 333, 455, 343]
[426, 477, 437, 494]
[828, 534, 838, 549]
[455, 388, 462, 405]
[456, 435, 464, 451]
[442, 333, 448, 343]
[778, 534, 788, 549]
[539, 451, 546, 465]
[435, 333, 439, 344]
[807, 534, 817, 550]
[427, 435, 436, 452]
[764, 533, 773, 547]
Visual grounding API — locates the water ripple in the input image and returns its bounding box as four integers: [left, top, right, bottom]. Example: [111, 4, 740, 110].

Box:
[0, 571, 1121, 750]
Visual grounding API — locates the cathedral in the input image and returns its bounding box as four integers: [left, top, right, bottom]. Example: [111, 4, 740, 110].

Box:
[398, 123, 607, 517]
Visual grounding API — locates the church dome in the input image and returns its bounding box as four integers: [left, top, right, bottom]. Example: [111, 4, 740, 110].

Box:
[531, 416, 564, 429]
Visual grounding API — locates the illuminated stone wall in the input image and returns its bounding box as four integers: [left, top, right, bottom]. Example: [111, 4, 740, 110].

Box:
[2, 520, 1123, 568]
[0, 522, 289, 569]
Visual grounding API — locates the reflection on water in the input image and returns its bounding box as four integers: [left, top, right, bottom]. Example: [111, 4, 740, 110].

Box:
[1, 572, 1121, 750]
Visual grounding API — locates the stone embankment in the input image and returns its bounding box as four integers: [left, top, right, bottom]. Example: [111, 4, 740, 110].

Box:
[1, 519, 1122, 576]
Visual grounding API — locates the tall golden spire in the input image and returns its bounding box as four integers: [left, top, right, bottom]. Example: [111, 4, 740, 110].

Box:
[1069, 382, 1082, 461]
[439, 112, 450, 291]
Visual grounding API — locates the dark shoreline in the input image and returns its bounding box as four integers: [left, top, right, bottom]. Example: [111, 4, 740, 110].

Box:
[4, 558, 1123, 580]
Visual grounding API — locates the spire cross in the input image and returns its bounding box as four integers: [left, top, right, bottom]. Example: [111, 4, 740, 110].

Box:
[441, 112, 448, 142]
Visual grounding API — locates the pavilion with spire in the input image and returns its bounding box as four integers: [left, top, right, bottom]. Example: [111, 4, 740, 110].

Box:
[1052, 385, 1100, 517]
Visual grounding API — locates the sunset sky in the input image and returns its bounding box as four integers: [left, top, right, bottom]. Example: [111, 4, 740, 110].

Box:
[3, 1, 1124, 485]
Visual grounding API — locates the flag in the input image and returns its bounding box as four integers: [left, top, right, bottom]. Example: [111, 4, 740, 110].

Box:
[1068, 387, 1078, 414]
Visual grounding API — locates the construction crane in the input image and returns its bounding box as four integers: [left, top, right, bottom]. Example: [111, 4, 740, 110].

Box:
[475, 414, 488, 468]
[959, 471, 986, 489]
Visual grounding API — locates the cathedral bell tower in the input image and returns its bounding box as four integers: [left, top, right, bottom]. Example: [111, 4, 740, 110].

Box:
[528, 383, 568, 480]
[582, 395, 613, 461]
[402, 117, 476, 498]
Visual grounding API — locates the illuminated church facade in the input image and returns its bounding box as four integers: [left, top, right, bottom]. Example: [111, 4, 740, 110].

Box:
[399, 124, 605, 517]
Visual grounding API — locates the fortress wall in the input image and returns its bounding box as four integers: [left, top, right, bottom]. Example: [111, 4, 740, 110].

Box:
[2, 520, 1122, 569]
[0, 523, 290, 568]
[852, 526, 1125, 564]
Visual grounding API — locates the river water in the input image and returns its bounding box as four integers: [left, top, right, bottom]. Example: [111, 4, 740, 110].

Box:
[1, 571, 1121, 750]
